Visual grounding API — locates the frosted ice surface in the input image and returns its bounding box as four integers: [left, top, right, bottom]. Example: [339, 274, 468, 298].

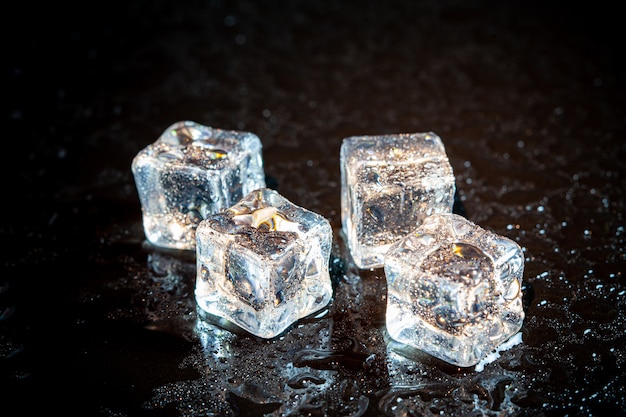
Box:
[195, 188, 333, 338]
[340, 132, 455, 269]
[131, 121, 266, 250]
[384, 213, 525, 367]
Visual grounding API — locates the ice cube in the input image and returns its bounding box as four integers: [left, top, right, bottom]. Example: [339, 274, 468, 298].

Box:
[340, 132, 455, 269]
[384, 213, 525, 367]
[131, 121, 266, 250]
[195, 188, 333, 338]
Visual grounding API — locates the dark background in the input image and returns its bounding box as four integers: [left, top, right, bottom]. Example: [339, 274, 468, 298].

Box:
[2, 1, 625, 416]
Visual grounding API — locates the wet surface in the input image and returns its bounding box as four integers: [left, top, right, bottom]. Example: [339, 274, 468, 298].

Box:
[3, 1, 625, 415]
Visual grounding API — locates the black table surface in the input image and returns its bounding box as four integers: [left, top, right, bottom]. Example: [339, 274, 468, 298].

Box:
[3, 1, 625, 416]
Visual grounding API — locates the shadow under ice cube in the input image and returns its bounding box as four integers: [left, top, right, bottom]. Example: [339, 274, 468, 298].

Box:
[195, 188, 333, 339]
[131, 120, 266, 250]
[384, 213, 525, 367]
[340, 132, 455, 269]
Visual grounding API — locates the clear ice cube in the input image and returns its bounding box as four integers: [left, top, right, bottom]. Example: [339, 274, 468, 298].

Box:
[131, 121, 266, 250]
[340, 132, 455, 269]
[384, 213, 525, 367]
[195, 188, 333, 338]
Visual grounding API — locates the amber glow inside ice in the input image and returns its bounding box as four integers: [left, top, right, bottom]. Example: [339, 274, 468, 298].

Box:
[231, 206, 302, 234]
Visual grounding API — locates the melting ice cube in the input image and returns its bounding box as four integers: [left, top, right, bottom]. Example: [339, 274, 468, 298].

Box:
[384, 213, 525, 367]
[131, 121, 266, 250]
[340, 132, 455, 269]
[195, 188, 333, 338]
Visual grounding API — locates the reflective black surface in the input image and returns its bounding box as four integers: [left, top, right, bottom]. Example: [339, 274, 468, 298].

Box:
[3, 1, 625, 415]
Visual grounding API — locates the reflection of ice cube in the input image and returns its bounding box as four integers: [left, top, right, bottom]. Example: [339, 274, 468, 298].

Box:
[340, 132, 455, 269]
[189, 312, 335, 415]
[382, 336, 525, 414]
[131, 121, 266, 250]
[142, 247, 197, 330]
[195, 188, 333, 338]
[384, 213, 525, 367]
